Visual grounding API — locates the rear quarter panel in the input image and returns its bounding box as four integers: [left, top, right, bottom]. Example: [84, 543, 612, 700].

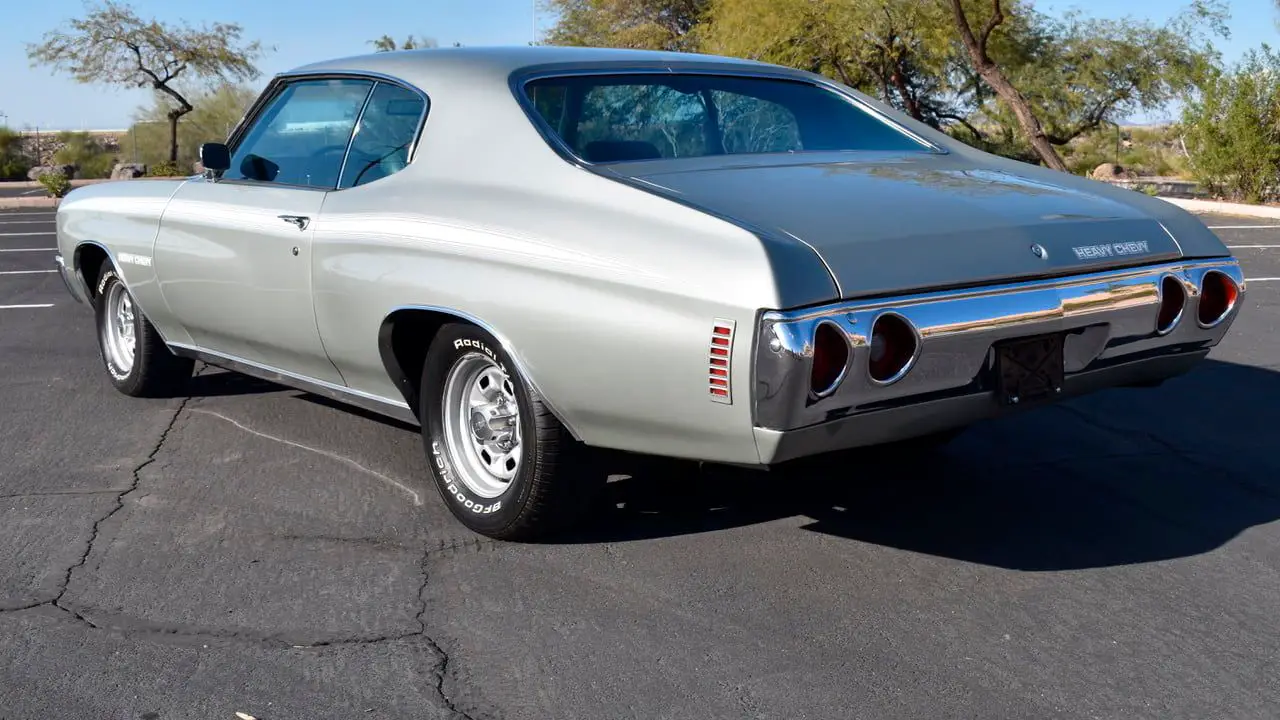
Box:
[56, 179, 192, 344]
[313, 168, 789, 465]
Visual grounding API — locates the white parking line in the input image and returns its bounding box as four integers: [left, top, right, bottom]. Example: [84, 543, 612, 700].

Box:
[0, 304, 54, 310]
[1209, 225, 1280, 229]
[1248, 277, 1279, 282]
[0, 232, 55, 237]
[1227, 245, 1280, 249]
[0, 248, 56, 253]
[0, 270, 55, 275]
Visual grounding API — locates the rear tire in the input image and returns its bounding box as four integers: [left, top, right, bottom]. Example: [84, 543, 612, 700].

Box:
[94, 268, 194, 397]
[420, 323, 592, 541]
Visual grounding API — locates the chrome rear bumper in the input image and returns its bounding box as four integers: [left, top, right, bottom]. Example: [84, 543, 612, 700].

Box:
[751, 258, 1244, 462]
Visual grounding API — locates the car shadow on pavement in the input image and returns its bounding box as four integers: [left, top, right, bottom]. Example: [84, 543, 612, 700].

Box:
[566, 359, 1280, 571]
[185, 370, 285, 398]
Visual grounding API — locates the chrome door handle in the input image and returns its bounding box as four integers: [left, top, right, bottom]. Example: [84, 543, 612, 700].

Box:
[278, 215, 310, 231]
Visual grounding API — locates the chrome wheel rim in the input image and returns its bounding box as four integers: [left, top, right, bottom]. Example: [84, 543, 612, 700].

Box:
[102, 281, 136, 375]
[441, 352, 522, 499]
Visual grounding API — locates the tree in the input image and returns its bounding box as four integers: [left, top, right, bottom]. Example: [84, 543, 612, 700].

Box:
[126, 83, 259, 168]
[27, 0, 267, 163]
[699, 0, 957, 126]
[943, 0, 1226, 171]
[543, 0, 709, 51]
[945, 0, 1070, 170]
[369, 34, 439, 52]
[1181, 45, 1280, 203]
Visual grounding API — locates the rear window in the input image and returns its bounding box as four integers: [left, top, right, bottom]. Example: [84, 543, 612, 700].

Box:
[523, 73, 928, 163]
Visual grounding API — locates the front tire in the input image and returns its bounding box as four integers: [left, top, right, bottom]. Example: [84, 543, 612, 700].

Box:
[94, 267, 193, 397]
[420, 323, 590, 541]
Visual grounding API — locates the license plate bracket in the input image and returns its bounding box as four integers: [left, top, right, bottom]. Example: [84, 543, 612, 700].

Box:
[994, 333, 1065, 406]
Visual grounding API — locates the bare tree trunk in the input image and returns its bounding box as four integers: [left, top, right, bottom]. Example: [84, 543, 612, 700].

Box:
[945, 0, 1068, 172]
[167, 112, 180, 163]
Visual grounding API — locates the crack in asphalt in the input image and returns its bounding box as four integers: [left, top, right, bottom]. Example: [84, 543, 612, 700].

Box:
[0, 390, 483, 720]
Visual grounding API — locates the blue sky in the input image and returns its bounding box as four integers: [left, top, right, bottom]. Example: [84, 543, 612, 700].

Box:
[1, 0, 1276, 130]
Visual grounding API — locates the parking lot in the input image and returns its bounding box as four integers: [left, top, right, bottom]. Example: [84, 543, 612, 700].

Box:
[0, 205, 1278, 719]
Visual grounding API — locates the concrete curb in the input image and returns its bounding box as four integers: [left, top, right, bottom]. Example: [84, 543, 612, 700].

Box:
[0, 197, 60, 209]
[1158, 196, 1280, 219]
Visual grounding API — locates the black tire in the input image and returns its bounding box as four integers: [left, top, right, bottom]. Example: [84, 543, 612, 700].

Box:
[420, 323, 591, 541]
[94, 267, 194, 397]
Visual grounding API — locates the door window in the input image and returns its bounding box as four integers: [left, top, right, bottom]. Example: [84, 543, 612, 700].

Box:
[339, 82, 426, 188]
[228, 78, 374, 188]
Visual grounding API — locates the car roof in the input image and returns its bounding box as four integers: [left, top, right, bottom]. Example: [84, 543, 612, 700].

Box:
[282, 45, 789, 91]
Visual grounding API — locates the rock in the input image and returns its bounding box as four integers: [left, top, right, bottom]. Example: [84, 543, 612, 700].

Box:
[27, 164, 76, 181]
[109, 163, 147, 180]
[1091, 163, 1136, 180]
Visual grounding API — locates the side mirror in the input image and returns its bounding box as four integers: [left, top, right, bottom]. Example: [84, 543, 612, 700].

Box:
[199, 142, 231, 179]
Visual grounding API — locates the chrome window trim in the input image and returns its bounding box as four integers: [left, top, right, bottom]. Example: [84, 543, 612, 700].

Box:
[221, 70, 431, 192]
[507, 64, 945, 169]
[335, 81, 379, 190]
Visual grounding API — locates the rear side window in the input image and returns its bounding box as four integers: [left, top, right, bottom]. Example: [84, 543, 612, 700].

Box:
[523, 73, 927, 163]
[339, 82, 426, 188]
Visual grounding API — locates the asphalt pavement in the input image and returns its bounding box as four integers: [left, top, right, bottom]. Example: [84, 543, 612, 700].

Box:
[0, 184, 46, 199]
[1, 207, 1278, 719]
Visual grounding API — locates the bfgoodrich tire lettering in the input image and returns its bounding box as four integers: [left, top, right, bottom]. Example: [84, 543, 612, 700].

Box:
[93, 267, 194, 398]
[420, 323, 591, 540]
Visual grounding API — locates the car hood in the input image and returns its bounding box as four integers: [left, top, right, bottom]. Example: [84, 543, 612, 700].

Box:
[619, 155, 1193, 299]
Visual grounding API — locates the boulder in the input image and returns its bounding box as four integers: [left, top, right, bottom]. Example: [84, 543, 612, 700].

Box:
[1091, 163, 1136, 180]
[27, 164, 76, 181]
[110, 163, 147, 180]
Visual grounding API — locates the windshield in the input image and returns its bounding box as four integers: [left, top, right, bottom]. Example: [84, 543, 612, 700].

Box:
[522, 73, 931, 164]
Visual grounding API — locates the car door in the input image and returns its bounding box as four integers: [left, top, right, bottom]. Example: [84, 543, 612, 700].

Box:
[152, 77, 375, 385]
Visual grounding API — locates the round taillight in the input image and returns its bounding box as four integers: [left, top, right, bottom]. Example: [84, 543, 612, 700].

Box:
[1156, 275, 1186, 335]
[868, 313, 919, 385]
[810, 321, 850, 397]
[1197, 271, 1239, 327]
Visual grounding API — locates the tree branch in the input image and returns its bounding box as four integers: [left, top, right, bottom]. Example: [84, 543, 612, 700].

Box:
[979, 0, 1006, 56]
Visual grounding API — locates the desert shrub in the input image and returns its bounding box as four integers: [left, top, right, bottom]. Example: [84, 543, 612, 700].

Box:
[1181, 45, 1280, 203]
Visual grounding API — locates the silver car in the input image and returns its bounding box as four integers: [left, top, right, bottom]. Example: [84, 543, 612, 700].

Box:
[53, 46, 1245, 539]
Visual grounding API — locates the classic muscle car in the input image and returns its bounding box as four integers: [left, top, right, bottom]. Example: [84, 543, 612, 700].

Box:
[54, 46, 1245, 539]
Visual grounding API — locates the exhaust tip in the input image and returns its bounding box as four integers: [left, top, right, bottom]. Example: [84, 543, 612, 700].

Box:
[868, 312, 919, 385]
[1155, 275, 1186, 335]
[1197, 271, 1240, 328]
[810, 321, 850, 398]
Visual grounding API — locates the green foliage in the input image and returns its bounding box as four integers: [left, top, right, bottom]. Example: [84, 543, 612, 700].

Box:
[1181, 45, 1280, 203]
[37, 172, 72, 198]
[145, 160, 184, 177]
[541, 0, 708, 51]
[52, 131, 115, 178]
[125, 83, 259, 168]
[0, 127, 30, 180]
[547, 0, 1230, 170]
[369, 35, 438, 51]
[1058, 125, 1190, 177]
[699, 0, 958, 125]
[27, 1, 268, 162]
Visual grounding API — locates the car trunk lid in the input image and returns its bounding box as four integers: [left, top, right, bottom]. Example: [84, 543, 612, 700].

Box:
[615, 154, 1183, 299]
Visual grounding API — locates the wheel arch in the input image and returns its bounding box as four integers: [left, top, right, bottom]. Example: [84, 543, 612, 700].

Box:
[72, 241, 114, 303]
[377, 305, 581, 440]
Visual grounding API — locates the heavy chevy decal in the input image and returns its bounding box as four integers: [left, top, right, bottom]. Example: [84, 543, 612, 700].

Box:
[1071, 241, 1150, 261]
